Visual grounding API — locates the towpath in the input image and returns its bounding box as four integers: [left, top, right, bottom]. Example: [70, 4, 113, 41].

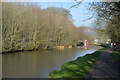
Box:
[87, 50, 120, 78]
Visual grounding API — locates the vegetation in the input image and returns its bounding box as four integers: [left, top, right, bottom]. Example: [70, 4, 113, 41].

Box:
[90, 2, 120, 49]
[0, 1, 2, 53]
[100, 44, 110, 48]
[48, 49, 104, 78]
[2, 2, 91, 53]
[69, 1, 120, 47]
[93, 28, 110, 44]
[111, 51, 120, 69]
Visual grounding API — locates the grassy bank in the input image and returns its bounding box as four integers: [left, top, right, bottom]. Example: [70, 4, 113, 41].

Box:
[48, 48, 105, 78]
[111, 51, 120, 69]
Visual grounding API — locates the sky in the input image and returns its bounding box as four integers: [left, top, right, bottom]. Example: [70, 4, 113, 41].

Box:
[32, 2, 96, 27]
[3, 0, 120, 2]
[4, 0, 119, 27]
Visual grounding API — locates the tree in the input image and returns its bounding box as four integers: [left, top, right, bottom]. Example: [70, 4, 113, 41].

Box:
[2, 2, 92, 52]
[90, 2, 120, 48]
[46, 7, 73, 21]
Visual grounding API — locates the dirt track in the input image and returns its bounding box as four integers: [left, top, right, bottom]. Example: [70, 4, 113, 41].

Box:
[87, 51, 120, 78]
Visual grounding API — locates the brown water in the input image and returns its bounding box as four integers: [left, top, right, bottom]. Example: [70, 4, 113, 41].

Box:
[2, 46, 101, 78]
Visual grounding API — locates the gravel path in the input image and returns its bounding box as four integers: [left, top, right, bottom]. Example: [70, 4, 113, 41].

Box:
[87, 51, 120, 78]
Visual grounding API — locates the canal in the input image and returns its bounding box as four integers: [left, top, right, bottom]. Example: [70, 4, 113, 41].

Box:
[2, 46, 101, 78]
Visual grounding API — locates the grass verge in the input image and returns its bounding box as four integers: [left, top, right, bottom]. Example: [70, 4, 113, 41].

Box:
[111, 51, 120, 69]
[48, 48, 105, 78]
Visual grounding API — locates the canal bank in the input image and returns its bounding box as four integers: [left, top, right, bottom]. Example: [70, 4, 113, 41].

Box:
[2, 45, 73, 54]
[49, 48, 120, 78]
[87, 50, 120, 78]
[48, 48, 104, 78]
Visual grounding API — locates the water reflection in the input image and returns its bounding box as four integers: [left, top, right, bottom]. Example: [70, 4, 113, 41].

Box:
[2, 46, 101, 78]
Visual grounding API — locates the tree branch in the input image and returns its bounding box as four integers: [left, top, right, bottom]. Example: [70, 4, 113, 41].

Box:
[69, 0, 84, 10]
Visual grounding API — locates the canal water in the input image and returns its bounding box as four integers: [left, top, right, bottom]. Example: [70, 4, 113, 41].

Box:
[2, 46, 101, 78]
